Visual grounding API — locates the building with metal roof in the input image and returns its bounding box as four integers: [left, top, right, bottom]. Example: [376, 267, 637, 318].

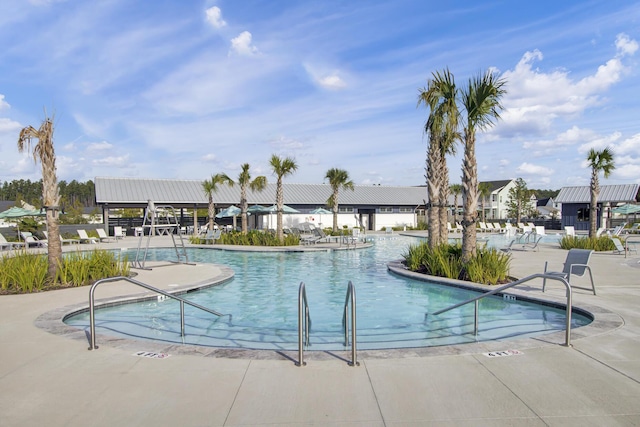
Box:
[94, 177, 427, 232]
[555, 184, 640, 230]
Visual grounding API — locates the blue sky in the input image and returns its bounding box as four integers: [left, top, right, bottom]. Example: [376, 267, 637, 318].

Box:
[0, 0, 638, 190]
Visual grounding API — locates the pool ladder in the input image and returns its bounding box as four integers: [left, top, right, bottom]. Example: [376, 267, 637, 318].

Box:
[427, 273, 574, 347]
[297, 281, 359, 367]
[87, 276, 230, 350]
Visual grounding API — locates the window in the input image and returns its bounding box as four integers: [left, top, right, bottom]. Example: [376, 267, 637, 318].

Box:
[577, 207, 589, 222]
[379, 207, 393, 213]
[398, 207, 413, 213]
[338, 206, 354, 213]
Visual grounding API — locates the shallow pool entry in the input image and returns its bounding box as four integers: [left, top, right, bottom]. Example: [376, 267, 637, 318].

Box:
[64, 236, 591, 351]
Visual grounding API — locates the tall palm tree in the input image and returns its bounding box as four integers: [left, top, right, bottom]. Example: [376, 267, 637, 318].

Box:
[325, 168, 355, 233]
[478, 182, 492, 222]
[417, 68, 459, 247]
[17, 116, 61, 281]
[238, 163, 267, 234]
[269, 154, 298, 241]
[450, 183, 463, 224]
[202, 173, 234, 231]
[460, 71, 506, 262]
[587, 147, 615, 238]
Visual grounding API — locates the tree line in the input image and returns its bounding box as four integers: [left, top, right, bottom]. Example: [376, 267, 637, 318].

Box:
[0, 179, 96, 208]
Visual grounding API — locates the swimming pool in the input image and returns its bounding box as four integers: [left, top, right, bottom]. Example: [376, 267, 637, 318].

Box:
[64, 235, 590, 350]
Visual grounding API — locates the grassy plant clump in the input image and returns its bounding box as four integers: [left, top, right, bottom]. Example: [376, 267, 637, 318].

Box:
[402, 242, 511, 285]
[559, 235, 615, 251]
[191, 230, 300, 246]
[0, 249, 129, 294]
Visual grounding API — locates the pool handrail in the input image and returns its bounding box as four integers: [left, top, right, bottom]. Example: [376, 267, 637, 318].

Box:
[341, 281, 359, 366]
[429, 273, 573, 347]
[297, 281, 311, 366]
[88, 276, 230, 350]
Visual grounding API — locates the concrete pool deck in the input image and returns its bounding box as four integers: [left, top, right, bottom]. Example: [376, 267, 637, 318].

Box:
[1, 233, 640, 425]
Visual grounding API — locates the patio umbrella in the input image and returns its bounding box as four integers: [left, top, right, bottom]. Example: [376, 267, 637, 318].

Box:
[0, 206, 46, 241]
[611, 204, 640, 215]
[309, 207, 332, 228]
[216, 205, 241, 230]
[247, 205, 269, 213]
[265, 204, 300, 213]
[215, 205, 241, 218]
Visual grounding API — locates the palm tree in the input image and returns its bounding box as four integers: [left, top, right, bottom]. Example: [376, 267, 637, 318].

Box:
[325, 168, 355, 233]
[238, 163, 267, 234]
[460, 71, 506, 262]
[269, 154, 298, 241]
[417, 69, 459, 247]
[17, 115, 61, 281]
[202, 174, 234, 231]
[478, 182, 492, 222]
[587, 147, 615, 238]
[450, 183, 463, 224]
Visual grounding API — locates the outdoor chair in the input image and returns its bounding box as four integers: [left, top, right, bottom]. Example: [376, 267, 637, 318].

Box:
[0, 233, 25, 250]
[44, 230, 79, 245]
[114, 226, 126, 239]
[96, 228, 115, 242]
[20, 231, 47, 248]
[77, 229, 99, 244]
[543, 248, 596, 295]
[203, 229, 221, 244]
[611, 237, 638, 255]
[564, 226, 575, 236]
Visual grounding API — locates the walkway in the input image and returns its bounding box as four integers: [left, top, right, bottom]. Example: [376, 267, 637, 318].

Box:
[1, 234, 639, 425]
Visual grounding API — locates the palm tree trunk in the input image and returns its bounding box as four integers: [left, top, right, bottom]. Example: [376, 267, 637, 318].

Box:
[589, 171, 599, 238]
[438, 158, 450, 243]
[276, 177, 284, 241]
[462, 131, 478, 263]
[208, 195, 215, 231]
[426, 139, 440, 247]
[240, 186, 248, 234]
[41, 132, 62, 281]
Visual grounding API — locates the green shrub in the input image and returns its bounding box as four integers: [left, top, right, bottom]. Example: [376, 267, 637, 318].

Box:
[559, 235, 615, 251]
[192, 230, 300, 246]
[402, 242, 511, 285]
[0, 249, 129, 293]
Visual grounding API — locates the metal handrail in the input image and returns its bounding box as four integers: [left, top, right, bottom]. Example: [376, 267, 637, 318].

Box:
[297, 282, 311, 366]
[341, 281, 359, 366]
[88, 276, 230, 350]
[429, 273, 574, 347]
[624, 234, 640, 259]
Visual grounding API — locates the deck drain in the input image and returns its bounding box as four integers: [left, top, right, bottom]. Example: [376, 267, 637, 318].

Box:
[133, 351, 170, 359]
[483, 349, 523, 358]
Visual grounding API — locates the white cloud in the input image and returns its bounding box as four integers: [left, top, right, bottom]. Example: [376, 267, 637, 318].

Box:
[205, 6, 226, 29]
[318, 74, 347, 90]
[229, 31, 258, 56]
[0, 117, 22, 133]
[613, 133, 640, 156]
[303, 64, 348, 90]
[269, 135, 304, 150]
[86, 141, 113, 152]
[615, 33, 638, 57]
[577, 131, 621, 154]
[0, 95, 9, 110]
[92, 154, 131, 167]
[516, 162, 554, 176]
[202, 154, 216, 162]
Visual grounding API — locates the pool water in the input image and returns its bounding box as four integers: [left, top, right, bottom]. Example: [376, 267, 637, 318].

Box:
[65, 234, 590, 351]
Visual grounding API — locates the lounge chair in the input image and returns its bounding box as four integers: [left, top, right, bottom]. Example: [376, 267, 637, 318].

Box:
[43, 231, 79, 245]
[564, 226, 575, 236]
[543, 248, 596, 295]
[501, 234, 543, 252]
[20, 231, 47, 248]
[492, 223, 505, 233]
[0, 233, 26, 250]
[611, 237, 638, 255]
[596, 227, 606, 237]
[96, 228, 115, 242]
[114, 226, 126, 239]
[534, 226, 546, 236]
[203, 229, 221, 244]
[77, 229, 99, 244]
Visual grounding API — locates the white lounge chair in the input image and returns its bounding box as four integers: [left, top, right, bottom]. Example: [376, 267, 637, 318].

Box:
[77, 229, 99, 244]
[96, 228, 115, 242]
[43, 231, 79, 245]
[20, 231, 47, 248]
[564, 226, 575, 236]
[0, 233, 26, 250]
[611, 237, 638, 255]
[114, 226, 126, 239]
[543, 249, 596, 295]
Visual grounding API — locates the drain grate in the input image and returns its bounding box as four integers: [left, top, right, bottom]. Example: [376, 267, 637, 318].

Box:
[133, 351, 170, 359]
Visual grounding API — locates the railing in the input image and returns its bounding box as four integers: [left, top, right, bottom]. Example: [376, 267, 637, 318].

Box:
[297, 282, 311, 367]
[624, 235, 640, 259]
[428, 273, 574, 347]
[341, 281, 359, 366]
[88, 276, 230, 350]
